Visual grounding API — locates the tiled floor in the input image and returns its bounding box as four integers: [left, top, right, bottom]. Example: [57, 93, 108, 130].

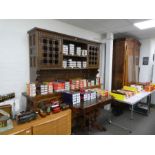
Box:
[73, 107, 155, 135]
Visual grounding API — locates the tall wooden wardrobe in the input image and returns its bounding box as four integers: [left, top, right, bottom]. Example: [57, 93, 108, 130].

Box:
[112, 38, 141, 90]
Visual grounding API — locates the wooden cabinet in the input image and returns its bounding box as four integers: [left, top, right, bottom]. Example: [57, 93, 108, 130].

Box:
[28, 27, 100, 82]
[38, 32, 63, 69]
[112, 38, 141, 90]
[32, 110, 71, 135]
[1, 109, 71, 135]
[87, 44, 100, 68]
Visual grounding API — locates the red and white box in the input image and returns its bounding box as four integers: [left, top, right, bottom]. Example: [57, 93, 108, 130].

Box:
[53, 82, 65, 92]
[26, 83, 36, 97]
[48, 82, 53, 93]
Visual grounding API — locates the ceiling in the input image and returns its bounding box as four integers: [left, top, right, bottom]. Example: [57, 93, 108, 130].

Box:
[59, 19, 155, 39]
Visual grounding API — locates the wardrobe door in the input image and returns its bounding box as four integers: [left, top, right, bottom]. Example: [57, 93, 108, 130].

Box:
[126, 40, 134, 84]
[112, 40, 126, 90]
[134, 42, 140, 82]
[126, 40, 140, 84]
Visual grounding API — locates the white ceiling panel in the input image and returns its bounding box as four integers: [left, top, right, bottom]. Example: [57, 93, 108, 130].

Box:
[58, 19, 155, 39]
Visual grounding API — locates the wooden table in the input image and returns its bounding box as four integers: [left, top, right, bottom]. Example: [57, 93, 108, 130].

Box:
[71, 96, 113, 133]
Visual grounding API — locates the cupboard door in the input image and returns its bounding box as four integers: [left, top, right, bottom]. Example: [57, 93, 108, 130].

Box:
[38, 33, 63, 69]
[112, 40, 126, 90]
[33, 120, 57, 135]
[87, 44, 99, 68]
[134, 42, 140, 82]
[32, 112, 71, 135]
[126, 41, 140, 84]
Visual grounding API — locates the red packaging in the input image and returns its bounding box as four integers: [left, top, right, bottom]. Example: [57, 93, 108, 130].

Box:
[104, 90, 109, 97]
[52, 107, 61, 113]
[48, 82, 53, 93]
[79, 80, 84, 88]
[53, 82, 65, 91]
[75, 80, 80, 89]
[71, 84, 75, 90]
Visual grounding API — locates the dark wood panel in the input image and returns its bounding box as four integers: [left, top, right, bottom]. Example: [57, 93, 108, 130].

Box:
[112, 38, 141, 90]
[37, 69, 98, 82]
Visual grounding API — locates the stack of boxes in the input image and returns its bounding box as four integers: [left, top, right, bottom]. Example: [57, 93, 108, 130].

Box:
[76, 47, 81, 56]
[69, 44, 75, 55]
[83, 79, 87, 88]
[26, 83, 36, 97]
[87, 80, 91, 87]
[70, 84, 75, 90]
[75, 80, 80, 89]
[70, 79, 88, 90]
[79, 80, 84, 89]
[77, 61, 82, 68]
[82, 61, 87, 68]
[26, 78, 100, 97]
[91, 80, 95, 86]
[70, 80, 76, 90]
[81, 50, 87, 56]
[67, 59, 72, 68]
[90, 91, 96, 100]
[96, 77, 100, 86]
[63, 45, 69, 55]
[80, 93, 88, 102]
[67, 59, 77, 68]
[87, 92, 91, 100]
[63, 60, 67, 68]
[72, 60, 77, 68]
[40, 84, 48, 95]
[64, 82, 70, 91]
[66, 59, 83, 68]
[64, 44, 87, 56]
[48, 82, 53, 94]
[62, 92, 80, 105]
[53, 82, 65, 92]
[81, 90, 97, 102]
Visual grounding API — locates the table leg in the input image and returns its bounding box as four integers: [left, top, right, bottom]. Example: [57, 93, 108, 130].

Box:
[131, 105, 134, 120]
[148, 95, 151, 113]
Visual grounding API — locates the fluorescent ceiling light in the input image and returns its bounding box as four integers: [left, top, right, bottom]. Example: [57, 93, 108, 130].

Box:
[134, 19, 155, 30]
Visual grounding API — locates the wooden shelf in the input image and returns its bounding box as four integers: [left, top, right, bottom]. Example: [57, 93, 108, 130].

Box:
[22, 92, 61, 100]
[22, 85, 101, 101]
[71, 85, 101, 91]
[63, 54, 87, 58]
[38, 67, 98, 70]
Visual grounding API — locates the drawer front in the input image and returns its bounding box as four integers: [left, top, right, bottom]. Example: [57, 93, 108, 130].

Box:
[33, 113, 71, 135]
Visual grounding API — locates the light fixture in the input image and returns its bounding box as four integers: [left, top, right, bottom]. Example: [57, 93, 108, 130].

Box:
[134, 19, 155, 30]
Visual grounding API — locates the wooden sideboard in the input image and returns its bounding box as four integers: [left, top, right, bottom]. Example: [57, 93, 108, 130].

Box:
[28, 27, 100, 82]
[1, 109, 71, 135]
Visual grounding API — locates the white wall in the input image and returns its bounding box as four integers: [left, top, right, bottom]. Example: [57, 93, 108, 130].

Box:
[0, 19, 102, 113]
[139, 39, 152, 82]
[139, 38, 155, 83]
[139, 38, 155, 104]
[150, 38, 155, 82]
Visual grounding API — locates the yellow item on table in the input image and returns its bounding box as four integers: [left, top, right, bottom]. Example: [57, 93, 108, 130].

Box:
[110, 92, 126, 101]
[123, 86, 138, 93]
